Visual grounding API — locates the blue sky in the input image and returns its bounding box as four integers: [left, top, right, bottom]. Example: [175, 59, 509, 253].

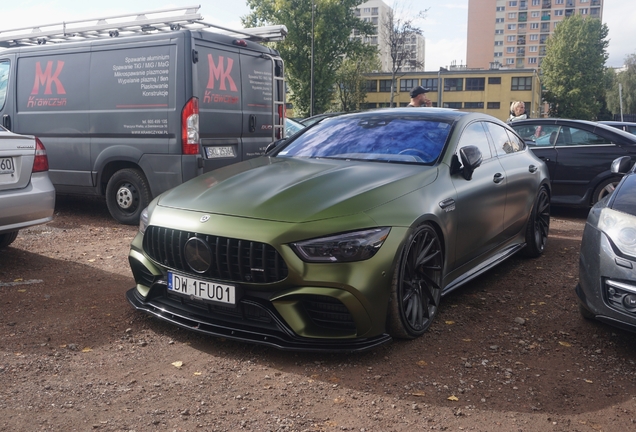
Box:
[1, 1, 632, 70]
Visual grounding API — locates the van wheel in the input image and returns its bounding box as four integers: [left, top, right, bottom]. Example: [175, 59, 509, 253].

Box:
[0, 231, 19, 249]
[106, 168, 151, 225]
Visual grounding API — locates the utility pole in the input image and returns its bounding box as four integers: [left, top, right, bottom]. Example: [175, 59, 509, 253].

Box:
[310, 0, 315, 117]
[619, 83, 624, 122]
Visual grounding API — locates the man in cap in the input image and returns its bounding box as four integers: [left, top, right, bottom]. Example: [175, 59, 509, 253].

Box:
[407, 86, 432, 107]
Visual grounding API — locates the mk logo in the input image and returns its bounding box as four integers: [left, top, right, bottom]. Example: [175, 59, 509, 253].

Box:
[31, 61, 66, 95]
[206, 55, 238, 92]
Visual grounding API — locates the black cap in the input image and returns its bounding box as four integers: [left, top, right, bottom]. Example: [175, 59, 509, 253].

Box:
[410, 86, 431, 98]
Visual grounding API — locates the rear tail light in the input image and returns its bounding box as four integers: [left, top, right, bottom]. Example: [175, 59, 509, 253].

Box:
[32, 138, 49, 172]
[181, 97, 200, 155]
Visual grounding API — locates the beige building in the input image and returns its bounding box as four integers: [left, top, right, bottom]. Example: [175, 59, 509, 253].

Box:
[466, 0, 604, 70]
[354, 0, 426, 72]
[363, 68, 541, 122]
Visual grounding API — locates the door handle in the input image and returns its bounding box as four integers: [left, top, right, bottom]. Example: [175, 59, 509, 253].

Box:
[249, 115, 256, 133]
[538, 156, 550, 162]
[493, 173, 504, 184]
[529, 164, 538, 173]
[2, 114, 11, 131]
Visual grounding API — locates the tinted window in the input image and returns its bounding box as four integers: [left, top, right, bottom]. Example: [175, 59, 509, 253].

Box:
[0, 61, 8, 110]
[456, 122, 492, 160]
[567, 127, 611, 145]
[485, 122, 524, 155]
[510, 124, 561, 146]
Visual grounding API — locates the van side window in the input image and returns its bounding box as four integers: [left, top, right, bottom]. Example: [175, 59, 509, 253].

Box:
[0, 61, 9, 111]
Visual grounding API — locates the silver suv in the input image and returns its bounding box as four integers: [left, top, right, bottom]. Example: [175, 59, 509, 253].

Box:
[0, 126, 55, 249]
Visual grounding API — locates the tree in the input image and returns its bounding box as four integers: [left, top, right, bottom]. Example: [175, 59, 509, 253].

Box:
[606, 53, 636, 117]
[541, 15, 609, 120]
[242, 0, 375, 117]
[333, 54, 380, 112]
[379, 3, 428, 107]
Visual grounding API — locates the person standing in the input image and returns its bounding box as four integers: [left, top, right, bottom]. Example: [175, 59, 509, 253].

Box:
[508, 101, 527, 122]
[407, 86, 432, 107]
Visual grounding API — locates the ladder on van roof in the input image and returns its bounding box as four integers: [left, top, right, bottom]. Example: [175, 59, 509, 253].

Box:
[0, 5, 288, 48]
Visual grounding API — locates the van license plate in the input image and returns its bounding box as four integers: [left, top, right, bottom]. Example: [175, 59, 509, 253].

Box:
[168, 271, 236, 305]
[0, 157, 15, 175]
[206, 146, 236, 158]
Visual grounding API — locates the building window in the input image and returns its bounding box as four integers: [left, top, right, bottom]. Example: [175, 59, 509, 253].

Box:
[443, 102, 463, 109]
[466, 78, 485, 91]
[555, 0, 563, 3]
[496, 6, 505, 11]
[488, 77, 502, 84]
[529, 45, 538, 52]
[509, 1, 518, 6]
[531, 22, 539, 29]
[530, 34, 539, 41]
[400, 79, 418, 92]
[487, 102, 501, 109]
[496, 18, 504, 23]
[360, 103, 377, 109]
[511, 76, 533, 90]
[528, 57, 538, 64]
[532, 0, 540, 5]
[494, 52, 503, 57]
[507, 47, 516, 53]
[366, 80, 377, 92]
[580, 8, 588, 14]
[371, 7, 379, 14]
[464, 102, 484, 109]
[507, 35, 516, 42]
[379, 79, 395, 92]
[421, 78, 438, 91]
[508, 13, 517, 19]
[495, 29, 504, 35]
[554, 9, 564, 15]
[363, 7, 370, 13]
[495, 41, 504, 46]
[507, 58, 516, 65]
[444, 78, 463, 91]
[508, 24, 517, 30]
[531, 11, 540, 17]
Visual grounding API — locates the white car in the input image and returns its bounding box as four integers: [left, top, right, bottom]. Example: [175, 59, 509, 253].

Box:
[0, 126, 55, 249]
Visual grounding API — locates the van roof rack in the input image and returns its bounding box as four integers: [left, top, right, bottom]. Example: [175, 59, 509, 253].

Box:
[0, 5, 287, 48]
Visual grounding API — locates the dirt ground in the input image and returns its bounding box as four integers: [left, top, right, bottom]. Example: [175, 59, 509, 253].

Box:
[1, 195, 636, 432]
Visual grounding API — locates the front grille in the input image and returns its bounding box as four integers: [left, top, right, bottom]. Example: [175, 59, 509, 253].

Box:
[143, 226, 288, 284]
[301, 295, 356, 331]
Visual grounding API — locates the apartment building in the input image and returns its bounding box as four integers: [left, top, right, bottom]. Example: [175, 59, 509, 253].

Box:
[466, 0, 604, 70]
[354, 0, 426, 72]
[362, 68, 541, 122]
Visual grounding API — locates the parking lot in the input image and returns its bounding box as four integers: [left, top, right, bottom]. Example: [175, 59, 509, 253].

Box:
[1, 195, 635, 431]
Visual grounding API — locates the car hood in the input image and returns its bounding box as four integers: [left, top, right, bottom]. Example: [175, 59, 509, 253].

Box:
[157, 157, 437, 223]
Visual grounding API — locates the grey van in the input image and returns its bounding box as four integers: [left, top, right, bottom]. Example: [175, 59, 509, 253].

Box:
[0, 8, 286, 224]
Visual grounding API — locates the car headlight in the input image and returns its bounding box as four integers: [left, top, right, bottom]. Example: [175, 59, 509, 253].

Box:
[139, 207, 150, 234]
[291, 228, 391, 263]
[599, 208, 636, 259]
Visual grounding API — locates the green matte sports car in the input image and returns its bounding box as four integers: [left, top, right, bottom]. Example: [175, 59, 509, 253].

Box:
[126, 108, 551, 352]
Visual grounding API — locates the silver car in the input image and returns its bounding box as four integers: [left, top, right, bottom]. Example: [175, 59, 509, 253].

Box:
[577, 156, 636, 331]
[0, 126, 55, 249]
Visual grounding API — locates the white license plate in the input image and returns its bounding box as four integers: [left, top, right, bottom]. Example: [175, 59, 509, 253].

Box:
[0, 157, 15, 175]
[168, 272, 236, 305]
[205, 146, 236, 158]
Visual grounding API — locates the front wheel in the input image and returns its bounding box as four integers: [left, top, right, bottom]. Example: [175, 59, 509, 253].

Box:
[592, 177, 620, 205]
[106, 168, 151, 225]
[387, 223, 443, 339]
[0, 231, 19, 250]
[522, 187, 550, 258]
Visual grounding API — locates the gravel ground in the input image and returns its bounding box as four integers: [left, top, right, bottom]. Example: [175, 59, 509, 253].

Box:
[1, 195, 635, 431]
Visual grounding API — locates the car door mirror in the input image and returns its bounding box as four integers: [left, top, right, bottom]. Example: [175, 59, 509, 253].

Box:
[611, 156, 633, 175]
[459, 145, 483, 181]
[265, 138, 287, 154]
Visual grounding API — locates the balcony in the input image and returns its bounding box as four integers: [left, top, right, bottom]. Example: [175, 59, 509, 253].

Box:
[565, 9, 574, 17]
[541, 14, 551, 20]
[542, 1, 551, 9]
[591, 0, 601, 5]
[516, 50, 526, 57]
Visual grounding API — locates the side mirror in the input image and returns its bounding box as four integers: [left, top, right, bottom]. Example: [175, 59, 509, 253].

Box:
[265, 138, 287, 154]
[611, 156, 632, 175]
[459, 145, 483, 181]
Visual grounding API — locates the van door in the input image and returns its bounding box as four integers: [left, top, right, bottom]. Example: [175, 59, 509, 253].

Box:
[0, 56, 15, 131]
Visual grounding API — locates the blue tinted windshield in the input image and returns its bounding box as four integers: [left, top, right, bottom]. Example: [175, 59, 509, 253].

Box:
[278, 116, 452, 163]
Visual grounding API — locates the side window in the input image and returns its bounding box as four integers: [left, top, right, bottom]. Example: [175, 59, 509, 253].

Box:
[485, 122, 525, 155]
[510, 124, 560, 147]
[0, 60, 9, 111]
[567, 127, 611, 145]
[456, 122, 492, 160]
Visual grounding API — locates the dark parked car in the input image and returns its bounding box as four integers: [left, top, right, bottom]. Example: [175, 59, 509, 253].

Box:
[576, 156, 636, 332]
[599, 121, 636, 134]
[510, 119, 636, 206]
[0, 126, 55, 249]
[126, 108, 551, 352]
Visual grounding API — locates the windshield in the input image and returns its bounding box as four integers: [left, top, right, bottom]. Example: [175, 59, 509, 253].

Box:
[278, 115, 452, 163]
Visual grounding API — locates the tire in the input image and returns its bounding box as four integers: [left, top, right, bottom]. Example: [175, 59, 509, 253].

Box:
[387, 223, 443, 339]
[521, 187, 550, 258]
[0, 231, 19, 250]
[105, 168, 151, 225]
[592, 177, 620, 205]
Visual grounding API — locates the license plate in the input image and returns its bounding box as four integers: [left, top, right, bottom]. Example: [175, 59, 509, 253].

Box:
[168, 271, 236, 305]
[205, 146, 236, 158]
[0, 157, 14, 175]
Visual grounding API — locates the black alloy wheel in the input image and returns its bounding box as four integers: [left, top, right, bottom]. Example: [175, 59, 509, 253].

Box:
[387, 223, 443, 339]
[522, 187, 550, 258]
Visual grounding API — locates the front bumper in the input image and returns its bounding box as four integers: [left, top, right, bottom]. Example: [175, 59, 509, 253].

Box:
[576, 223, 636, 332]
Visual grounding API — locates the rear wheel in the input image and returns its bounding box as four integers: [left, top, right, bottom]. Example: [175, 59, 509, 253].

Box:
[387, 223, 443, 339]
[106, 168, 151, 225]
[592, 177, 620, 205]
[522, 187, 550, 258]
[0, 231, 19, 250]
